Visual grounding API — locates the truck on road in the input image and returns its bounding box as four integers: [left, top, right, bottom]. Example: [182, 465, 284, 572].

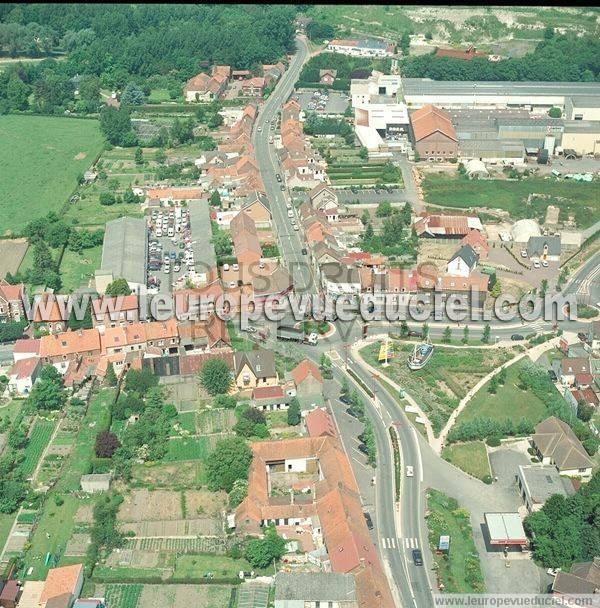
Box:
[276, 326, 318, 345]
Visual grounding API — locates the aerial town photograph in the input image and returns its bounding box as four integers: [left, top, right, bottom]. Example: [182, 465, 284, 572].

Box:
[0, 3, 599, 608]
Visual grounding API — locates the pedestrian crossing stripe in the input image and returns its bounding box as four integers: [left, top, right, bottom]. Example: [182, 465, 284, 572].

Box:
[380, 537, 418, 549]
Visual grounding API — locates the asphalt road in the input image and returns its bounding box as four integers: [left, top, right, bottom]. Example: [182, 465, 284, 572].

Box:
[252, 35, 316, 295]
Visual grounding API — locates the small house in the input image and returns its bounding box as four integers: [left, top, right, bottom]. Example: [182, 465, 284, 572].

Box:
[291, 359, 323, 400]
[319, 69, 337, 85]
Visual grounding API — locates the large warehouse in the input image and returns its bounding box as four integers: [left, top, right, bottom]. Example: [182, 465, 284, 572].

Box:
[402, 79, 600, 112]
[96, 217, 148, 294]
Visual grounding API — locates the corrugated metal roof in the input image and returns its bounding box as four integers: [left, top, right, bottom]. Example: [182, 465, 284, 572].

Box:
[101, 217, 147, 285]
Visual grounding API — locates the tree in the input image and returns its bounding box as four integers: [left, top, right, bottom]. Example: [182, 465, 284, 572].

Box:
[214, 393, 237, 409]
[442, 326, 452, 344]
[206, 437, 252, 493]
[105, 362, 117, 387]
[400, 32, 411, 56]
[462, 325, 470, 344]
[100, 106, 136, 147]
[422, 323, 429, 339]
[78, 74, 101, 112]
[120, 83, 145, 106]
[481, 323, 491, 344]
[359, 146, 368, 160]
[105, 278, 132, 296]
[548, 106, 562, 118]
[124, 368, 158, 396]
[360, 209, 370, 226]
[244, 524, 287, 568]
[287, 397, 301, 426]
[488, 374, 499, 394]
[99, 192, 116, 206]
[28, 365, 64, 411]
[228, 478, 248, 508]
[200, 358, 232, 395]
[155, 148, 166, 164]
[95, 430, 121, 458]
[0, 321, 27, 344]
[363, 222, 374, 241]
[400, 320, 409, 338]
[234, 405, 268, 438]
[376, 201, 393, 217]
[490, 281, 501, 298]
[209, 190, 222, 208]
[577, 401, 594, 423]
[134, 146, 143, 165]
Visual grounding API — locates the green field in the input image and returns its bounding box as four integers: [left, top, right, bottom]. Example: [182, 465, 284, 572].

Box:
[422, 173, 600, 229]
[426, 489, 485, 593]
[164, 436, 208, 462]
[104, 584, 143, 608]
[18, 418, 56, 477]
[59, 245, 103, 293]
[456, 360, 548, 427]
[0, 115, 103, 234]
[173, 553, 270, 580]
[442, 441, 491, 481]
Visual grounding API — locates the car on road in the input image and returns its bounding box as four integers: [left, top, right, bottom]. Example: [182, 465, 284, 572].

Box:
[280, 184, 285, 191]
[412, 549, 423, 566]
[548, 370, 558, 382]
[293, 224, 299, 231]
[257, 126, 262, 132]
[578, 332, 590, 343]
[286, 202, 292, 210]
[363, 512, 374, 530]
[407, 331, 423, 338]
[406, 466, 414, 477]
[301, 248, 307, 255]
[287, 210, 294, 218]
[541, 260, 549, 267]
[173, 264, 180, 272]
[511, 334, 524, 341]
[276, 174, 282, 182]
[520, 250, 528, 258]
[533, 260, 541, 269]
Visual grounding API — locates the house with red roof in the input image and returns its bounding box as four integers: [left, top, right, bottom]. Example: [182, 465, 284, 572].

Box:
[252, 385, 289, 411]
[305, 407, 336, 438]
[7, 356, 41, 395]
[291, 359, 323, 400]
[0, 280, 25, 323]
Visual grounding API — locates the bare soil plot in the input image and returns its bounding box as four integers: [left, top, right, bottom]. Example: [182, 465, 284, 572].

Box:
[120, 518, 221, 537]
[118, 489, 182, 522]
[197, 409, 236, 435]
[161, 376, 200, 412]
[75, 503, 94, 524]
[0, 238, 28, 278]
[131, 461, 204, 488]
[184, 489, 227, 519]
[128, 536, 230, 554]
[65, 533, 91, 556]
[138, 584, 234, 608]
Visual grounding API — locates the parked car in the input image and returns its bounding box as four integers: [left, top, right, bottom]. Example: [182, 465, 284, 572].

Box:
[511, 334, 524, 341]
[533, 260, 541, 269]
[541, 260, 549, 267]
[301, 248, 307, 255]
[408, 331, 423, 338]
[520, 250, 527, 258]
[406, 465, 414, 477]
[548, 370, 558, 382]
[578, 332, 590, 343]
[357, 443, 369, 455]
[242, 326, 257, 334]
[412, 549, 423, 566]
[363, 512, 374, 530]
[276, 174, 282, 182]
[280, 184, 285, 191]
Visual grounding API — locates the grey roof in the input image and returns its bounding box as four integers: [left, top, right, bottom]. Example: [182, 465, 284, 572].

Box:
[101, 217, 147, 285]
[234, 348, 276, 378]
[402, 79, 600, 99]
[459, 138, 524, 158]
[81, 473, 112, 485]
[450, 245, 478, 269]
[484, 512, 527, 543]
[563, 120, 600, 134]
[568, 95, 600, 108]
[274, 572, 356, 602]
[252, 266, 292, 297]
[527, 236, 561, 258]
[189, 200, 217, 271]
[242, 191, 270, 212]
[357, 38, 390, 51]
[517, 465, 574, 507]
[321, 263, 361, 285]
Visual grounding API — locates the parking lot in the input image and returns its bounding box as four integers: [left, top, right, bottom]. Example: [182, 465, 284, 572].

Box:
[147, 205, 194, 294]
[294, 89, 349, 115]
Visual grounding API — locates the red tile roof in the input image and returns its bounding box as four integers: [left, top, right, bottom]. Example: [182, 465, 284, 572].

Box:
[291, 359, 323, 386]
[410, 104, 457, 142]
[39, 563, 83, 605]
[39, 329, 101, 358]
[306, 407, 336, 438]
[9, 356, 40, 380]
[252, 385, 285, 401]
[13, 338, 40, 354]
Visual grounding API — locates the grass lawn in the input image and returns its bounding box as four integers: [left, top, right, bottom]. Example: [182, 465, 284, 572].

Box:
[164, 436, 208, 462]
[22, 494, 84, 580]
[0, 116, 103, 234]
[0, 513, 14, 554]
[456, 360, 548, 427]
[442, 441, 491, 481]
[226, 321, 254, 352]
[426, 489, 485, 593]
[422, 173, 600, 229]
[360, 342, 515, 436]
[58, 245, 102, 293]
[64, 194, 144, 228]
[173, 553, 271, 580]
[172, 412, 197, 435]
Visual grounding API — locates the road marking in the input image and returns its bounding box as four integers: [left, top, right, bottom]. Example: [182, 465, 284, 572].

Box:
[403, 537, 419, 549]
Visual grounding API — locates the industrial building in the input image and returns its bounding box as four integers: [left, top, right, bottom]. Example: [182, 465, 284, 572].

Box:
[188, 200, 217, 285]
[561, 121, 600, 156]
[327, 38, 395, 58]
[96, 217, 147, 294]
[402, 79, 600, 112]
[564, 96, 600, 121]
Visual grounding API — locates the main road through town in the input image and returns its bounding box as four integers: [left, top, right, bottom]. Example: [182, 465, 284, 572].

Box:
[252, 35, 316, 295]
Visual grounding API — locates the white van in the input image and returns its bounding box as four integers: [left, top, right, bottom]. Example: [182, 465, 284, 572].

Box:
[287, 209, 294, 218]
[167, 227, 174, 237]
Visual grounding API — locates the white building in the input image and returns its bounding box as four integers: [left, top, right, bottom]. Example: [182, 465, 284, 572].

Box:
[327, 39, 395, 58]
[351, 71, 402, 107]
[447, 245, 479, 278]
[320, 263, 361, 297]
